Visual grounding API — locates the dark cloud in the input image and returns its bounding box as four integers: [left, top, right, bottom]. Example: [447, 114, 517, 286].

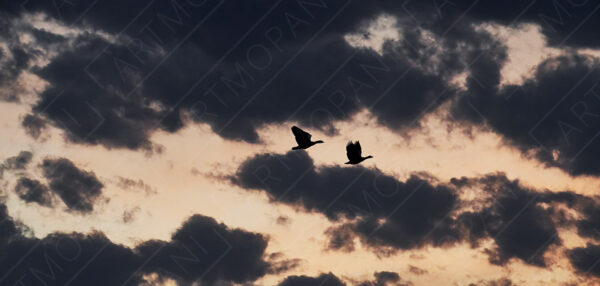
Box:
[577, 205, 600, 240]
[28, 34, 169, 151]
[0, 38, 31, 102]
[135, 214, 271, 285]
[1, 150, 33, 179]
[3, 150, 33, 170]
[265, 252, 302, 275]
[453, 174, 561, 267]
[24, 26, 459, 149]
[3, 0, 520, 150]
[0, 231, 144, 286]
[232, 151, 459, 254]
[378, 1, 600, 49]
[468, 277, 514, 286]
[0, 202, 280, 285]
[356, 271, 404, 286]
[4, 153, 113, 213]
[0, 202, 20, 244]
[3, 1, 600, 153]
[278, 271, 406, 286]
[568, 244, 600, 277]
[564, 193, 600, 241]
[278, 272, 345, 286]
[41, 157, 104, 213]
[451, 53, 600, 176]
[0, 12, 58, 103]
[325, 223, 355, 252]
[14, 177, 53, 206]
[448, 1, 600, 49]
[21, 113, 47, 139]
[233, 151, 579, 266]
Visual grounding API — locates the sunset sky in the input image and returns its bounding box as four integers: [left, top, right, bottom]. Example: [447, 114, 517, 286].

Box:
[2, 1, 600, 285]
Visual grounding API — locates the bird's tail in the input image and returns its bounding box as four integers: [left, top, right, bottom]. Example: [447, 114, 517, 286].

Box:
[292, 146, 302, 150]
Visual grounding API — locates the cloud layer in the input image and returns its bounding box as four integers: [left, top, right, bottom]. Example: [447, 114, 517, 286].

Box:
[0, 202, 283, 285]
[3, 0, 600, 284]
[232, 150, 600, 269]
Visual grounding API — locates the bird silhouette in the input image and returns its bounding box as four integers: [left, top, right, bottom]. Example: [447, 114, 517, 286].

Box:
[345, 141, 373, 164]
[291, 126, 324, 150]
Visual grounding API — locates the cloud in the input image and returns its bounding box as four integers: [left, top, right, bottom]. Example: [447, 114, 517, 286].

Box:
[23, 27, 458, 149]
[232, 151, 588, 266]
[3, 2, 600, 153]
[265, 252, 302, 275]
[21, 113, 47, 139]
[278, 271, 406, 286]
[448, 1, 600, 49]
[3, 150, 33, 171]
[278, 272, 345, 286]
[27, 34, 169, 151]
[453, 174, 561, 267]
[559, 193, 600, 242]
[1, 231, 144, 286]
[232, 151, 459, 254]
[116, 176, 157, 196]
[122, 206, 140, 223]
[135, 214, 272, 284]
[356, 271, 405, 286]
[468, 277, 514, 286]
[0, 202, 20, 244]
[0, 19, 31, 102]
[2, 1, 521, 151]
[2, 153, 110, 212]
[407, 265, 427, 276]
[325, 223, 355, 252]
[14, 177, 53, 206]
[11, 1, 599, 52]
[0, 202, 282, 285]
[41, 157, 104, 213]
[568, 244, 600, 277]
[451, 53, 600, 176]
[1, 150, 33, 180]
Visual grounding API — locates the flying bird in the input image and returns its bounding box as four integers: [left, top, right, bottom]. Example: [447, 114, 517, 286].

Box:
[345, 141, 373, 164]
[291, 126, 324, 150]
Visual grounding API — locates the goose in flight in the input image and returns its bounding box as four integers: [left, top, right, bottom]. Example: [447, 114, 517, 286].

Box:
[345, 141, 373, 164]
[291, 126, 324, 150]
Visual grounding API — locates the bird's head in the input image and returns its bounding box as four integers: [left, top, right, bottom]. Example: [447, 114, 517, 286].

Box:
[315, 140, 324, 144]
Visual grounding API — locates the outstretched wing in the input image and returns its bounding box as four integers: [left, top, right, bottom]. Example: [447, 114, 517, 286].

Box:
[292, 126, 311, 146]
[346, 141, 361, 161]
[355, 141, 363, 157]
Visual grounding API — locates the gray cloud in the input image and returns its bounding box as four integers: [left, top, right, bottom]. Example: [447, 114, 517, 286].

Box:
[232, 151, 596, 267]
[568, 244, 600, 278]
[0, 1, 510, 151]
[278, 271, 406, 286]
[41, 157, 104, 213]
[0, 202, 287, 285]
[451, 53, 600, 176]
[3, 151, 33, 171]
[14, 177, 53, 206]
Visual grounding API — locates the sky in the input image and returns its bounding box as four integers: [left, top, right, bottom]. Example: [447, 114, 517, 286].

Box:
[3, 1, 600, 285]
